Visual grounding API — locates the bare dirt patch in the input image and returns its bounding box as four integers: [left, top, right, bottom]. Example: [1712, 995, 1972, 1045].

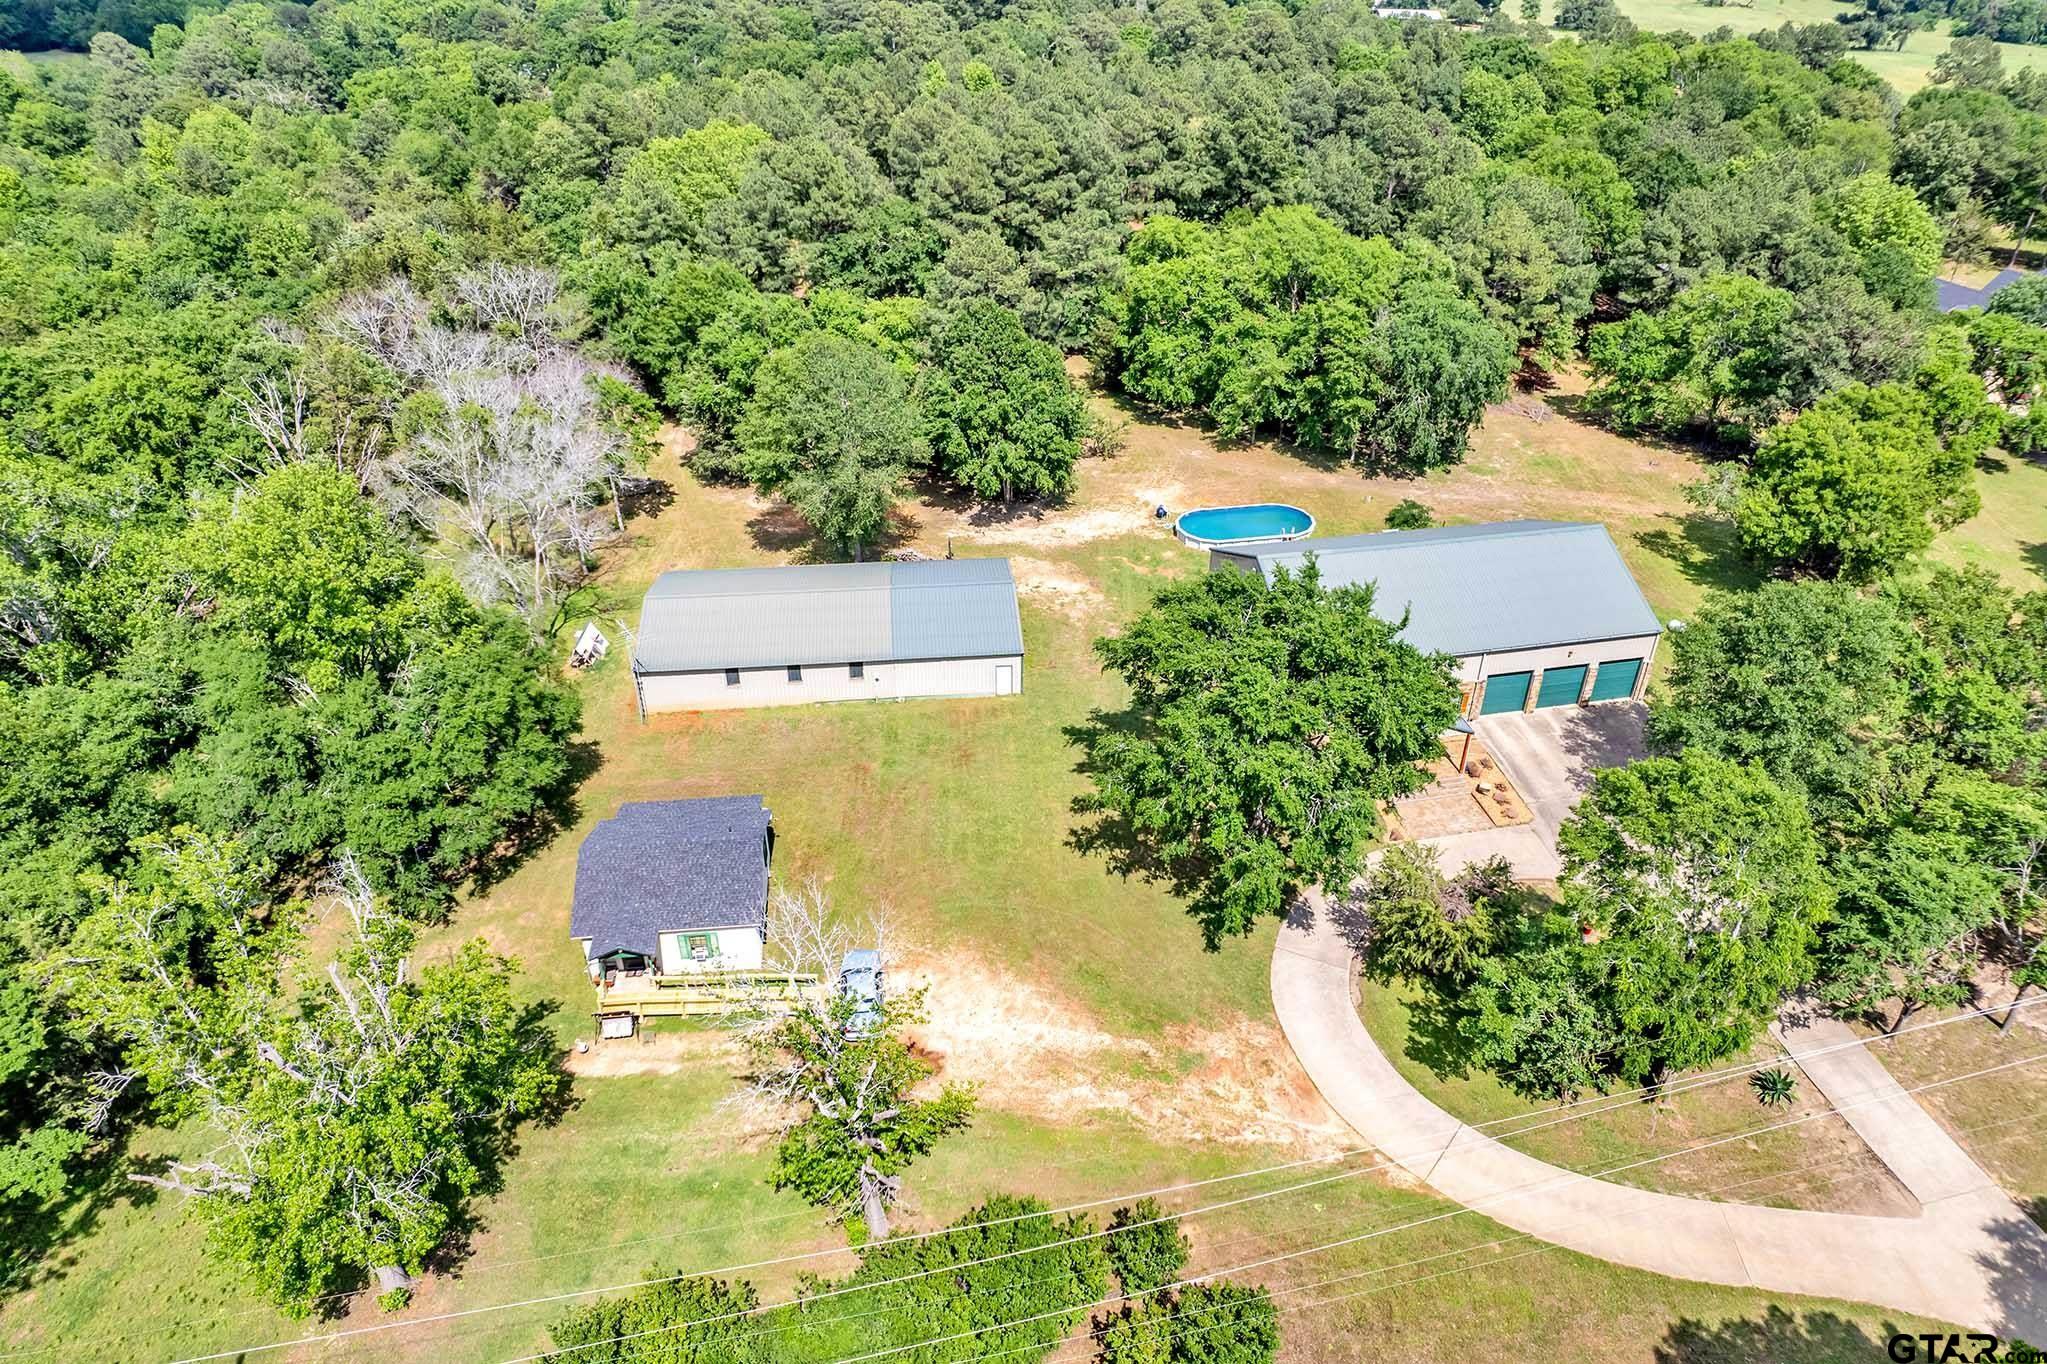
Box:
[565, 1026, 744, 1079]
[1009, 555, 1109, 618]
[901, 951, 1352, 1155]
[915, 482, 1189, 554]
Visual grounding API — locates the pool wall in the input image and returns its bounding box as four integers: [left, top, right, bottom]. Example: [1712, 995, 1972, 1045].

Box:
[1174, 502, 1316, 549]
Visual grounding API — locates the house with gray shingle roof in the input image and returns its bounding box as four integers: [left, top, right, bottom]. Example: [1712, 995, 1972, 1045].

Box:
[1210, 521, 1665, 716]
[631, 558, 1024, 714]
[1936, 268, 2033, 313]
[570, 796, 773, 978]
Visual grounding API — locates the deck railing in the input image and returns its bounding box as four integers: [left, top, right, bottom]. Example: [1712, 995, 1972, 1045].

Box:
[595, 970, 821, 1018]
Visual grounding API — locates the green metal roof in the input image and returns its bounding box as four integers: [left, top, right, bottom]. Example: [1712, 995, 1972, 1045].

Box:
[634, 558, 1023, 673]
[1213, 521, 1663, 658]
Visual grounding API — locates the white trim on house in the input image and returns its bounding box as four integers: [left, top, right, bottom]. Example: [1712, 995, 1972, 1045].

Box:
[636, 653, 1024, 713]
[575, 922, 767, 978]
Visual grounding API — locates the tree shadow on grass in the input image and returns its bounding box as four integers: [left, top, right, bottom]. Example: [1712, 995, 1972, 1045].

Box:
[617, 474, 676, 524]
[1062, 706, 1238, 950]
[1089, 387, 1353, 477]
[2022, 543, 2047, 582]
[408, 1002, 583, 1309]
[0, 1143, 164, 1300]
[466, 737, 603, 901]
[907, 470, 1075, 531]
[1635, 513, 1761, 600]
[1653, 1307, 1901, 1363]
[1398, 982, 1489, 1084]
[744, 502, 930, 565]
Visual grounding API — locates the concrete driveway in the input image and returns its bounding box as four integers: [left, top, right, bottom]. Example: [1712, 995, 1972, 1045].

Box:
[1469, 701, 1649, 872]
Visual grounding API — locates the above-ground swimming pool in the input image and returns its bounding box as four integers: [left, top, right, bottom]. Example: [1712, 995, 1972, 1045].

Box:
[1174, 502, 1315, 548]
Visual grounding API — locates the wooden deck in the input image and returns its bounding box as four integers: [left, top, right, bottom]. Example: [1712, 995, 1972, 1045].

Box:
[594, 970, 821, 1020]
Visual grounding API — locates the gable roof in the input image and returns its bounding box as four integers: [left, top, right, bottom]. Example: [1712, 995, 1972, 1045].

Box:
[570, 796, 771, 956]
[1936, 268, 2033, 313]
[633, 558, 1024, 673]
[1213, 520, 1663, 658]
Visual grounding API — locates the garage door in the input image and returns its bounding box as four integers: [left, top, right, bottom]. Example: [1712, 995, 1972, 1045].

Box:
[1589, 657, 1643, 702]
[1480, 671, 1532, 715]
[1535, 665, 1588, 709]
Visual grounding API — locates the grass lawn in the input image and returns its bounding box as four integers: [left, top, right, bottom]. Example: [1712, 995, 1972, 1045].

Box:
[5, 386, 2034, 1361]
[1356, 976, 1916, 1214]
[1530, 0, 2047, 97]
[1931, 451, 2047, 590]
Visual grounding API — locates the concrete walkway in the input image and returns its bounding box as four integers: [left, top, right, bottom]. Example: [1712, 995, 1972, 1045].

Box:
[1776, 1008, 2005, 1208]
[1273, 904, 2047, 1339]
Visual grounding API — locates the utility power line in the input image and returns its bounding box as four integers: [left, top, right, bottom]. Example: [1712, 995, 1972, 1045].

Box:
[498, 1047, 2047, 1364]
[149, 992, 2047, 1364]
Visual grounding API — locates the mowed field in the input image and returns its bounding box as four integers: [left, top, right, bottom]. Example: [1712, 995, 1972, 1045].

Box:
[1531, 0, 2047, 95]
[4, 383, 2036, 1362]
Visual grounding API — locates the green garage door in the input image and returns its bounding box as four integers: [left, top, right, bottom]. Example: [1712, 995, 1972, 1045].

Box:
[1535, 664, 1588, 709]
[1589, 657, 1643, 702]
[1480, 671, 1532, 715]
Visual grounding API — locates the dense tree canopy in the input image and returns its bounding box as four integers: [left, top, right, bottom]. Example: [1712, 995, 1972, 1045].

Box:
[1652, 570, 2047, 1033]
[3, 0, 2046, 1310]
[920, 301, 1087, 506]
[1557, 751, 1833, 1082]
[1074, 561, 1459, 946]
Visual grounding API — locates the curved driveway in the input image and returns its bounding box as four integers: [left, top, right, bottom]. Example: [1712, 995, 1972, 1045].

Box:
[1273, 903, 2047, 1340]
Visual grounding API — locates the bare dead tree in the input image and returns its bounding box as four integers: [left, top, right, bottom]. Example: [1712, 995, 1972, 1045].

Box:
[722, 882, 966, 1239]
[237, 371, 312, 469]
[325, 271, 637, 636]
[452, 263, 564, 345]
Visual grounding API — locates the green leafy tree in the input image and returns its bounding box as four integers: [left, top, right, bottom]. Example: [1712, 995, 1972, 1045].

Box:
[741, 988, 973, 1239]
[1648, 581, 1909, 817]
[1074, 562, 1459, 945]
[609, 122, 770, 249]
[1734, 382, 1974, 581]
[1461, 938, 1615, 1099]
[920, 302, 1087, 506]
[1559, 752, 1833, 1082]
[182, 464, 421, 689]
[1105, 1198, 1191, 1296]
[738, 332, 924, 560]
[1385, 499, 1434, 530]
[1586, 274, 1795, 438]
[1821, 830, 2002, 1033]
[546, 1274, 767, 1363]
[53, 835, 563, 1313]
[1989, 275, 2047, 328]
[1817, 172, 1945, 289]
[544, 1197, 1114, 1363]
[1358, 842, 1506, 983]
[1111, 209, 1508, 471]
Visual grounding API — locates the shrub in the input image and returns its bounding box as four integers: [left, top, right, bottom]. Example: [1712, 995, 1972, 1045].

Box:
[1105, 1198, 1191, 1296]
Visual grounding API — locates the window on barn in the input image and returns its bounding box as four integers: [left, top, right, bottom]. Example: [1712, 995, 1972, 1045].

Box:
[849, 662, 864, 679]
[788, 665, 802, 682]
[724, 668, 740, 686]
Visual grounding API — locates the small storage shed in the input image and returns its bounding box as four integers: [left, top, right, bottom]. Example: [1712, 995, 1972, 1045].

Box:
[570, 796, 773, 978]
[1209, 520, 1664, 716]
[631, 559, 1024, 714]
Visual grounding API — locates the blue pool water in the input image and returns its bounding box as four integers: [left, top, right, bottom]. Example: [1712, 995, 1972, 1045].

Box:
[1175, 503, 1316, 547]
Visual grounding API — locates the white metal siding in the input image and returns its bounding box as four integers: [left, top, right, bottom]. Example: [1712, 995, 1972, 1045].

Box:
[639, 655, 1023, 714]
[1458, 634, 1660, 708]
[656, 926, 765, 973]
